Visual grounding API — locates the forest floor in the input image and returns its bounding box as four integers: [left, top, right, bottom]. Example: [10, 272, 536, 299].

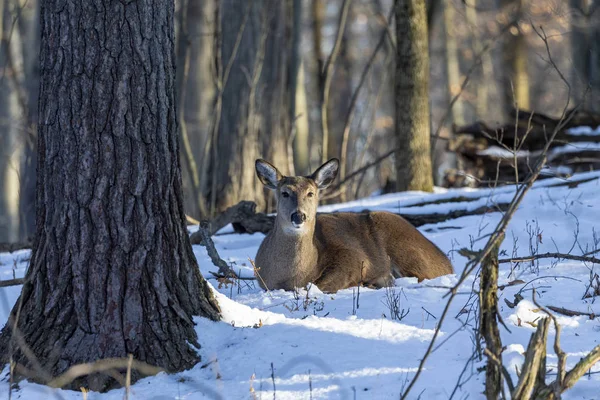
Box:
[1, 171, 600, 399]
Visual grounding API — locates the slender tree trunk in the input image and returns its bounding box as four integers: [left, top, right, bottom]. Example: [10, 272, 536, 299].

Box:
[293, 60, 310, 175]
[465, 0, 492, 120]
[481, 238, 504, 399]
[18, 0, 40, 241]
[395, 0, 434, 192]
[290, 0, 310, 175]
[0, 0, 220, 390]
[0, 0, 27, 243]
[444, 0, 465, 126]
[212, 0, 291, 213]
[311, 0, 324, 166]
[328, 0, 353, 164]
[512, 32, 529, 110]
[177, 0, 217, 219]
[570, 0, 600, 111]
[500, 0, 529, 114]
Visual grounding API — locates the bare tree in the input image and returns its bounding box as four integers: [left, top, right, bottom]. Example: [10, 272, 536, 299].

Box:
[0, 0, 220, 390]
[395, 0, 434, 192]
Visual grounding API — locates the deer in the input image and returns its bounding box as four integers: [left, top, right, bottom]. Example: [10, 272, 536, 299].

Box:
[253, 158, 454, 293]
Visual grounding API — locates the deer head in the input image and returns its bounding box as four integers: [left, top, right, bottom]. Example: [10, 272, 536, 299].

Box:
[255, 158, 339, 234]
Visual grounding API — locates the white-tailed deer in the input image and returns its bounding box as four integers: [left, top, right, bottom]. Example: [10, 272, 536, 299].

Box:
[254, 158, 453, 293]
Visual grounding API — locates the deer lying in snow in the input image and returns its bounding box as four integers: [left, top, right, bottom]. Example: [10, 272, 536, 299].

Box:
[254, 158, 453, 293]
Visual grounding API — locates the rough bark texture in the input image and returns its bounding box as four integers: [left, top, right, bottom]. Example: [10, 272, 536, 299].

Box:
[394, 0, 434, 192]
[0, 0, 220, 390]
[212, 0, 291, 213]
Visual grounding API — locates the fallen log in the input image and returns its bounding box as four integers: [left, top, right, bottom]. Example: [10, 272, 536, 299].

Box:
[0, 278, 25, 288]
[449, 109, 600, 187]
[0, 241, 33, 253]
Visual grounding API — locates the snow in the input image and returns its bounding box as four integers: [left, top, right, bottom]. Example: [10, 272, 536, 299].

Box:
[477, 146, 530, 158]
[549, 142, 600, 156]
[1, 172, 600, 399]
[566, 126, 600, 136]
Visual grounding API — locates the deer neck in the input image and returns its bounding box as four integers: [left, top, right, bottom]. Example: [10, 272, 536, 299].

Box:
[272, 215, 318, 266]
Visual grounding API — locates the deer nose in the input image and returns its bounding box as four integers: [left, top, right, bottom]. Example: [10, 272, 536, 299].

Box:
[291, 212, 307, 225]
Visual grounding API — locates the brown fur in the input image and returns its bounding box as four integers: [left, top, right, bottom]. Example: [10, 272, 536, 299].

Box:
[254, 159, 453, 293]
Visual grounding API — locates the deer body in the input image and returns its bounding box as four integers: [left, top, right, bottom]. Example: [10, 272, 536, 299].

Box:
[254, 159, 453, 293]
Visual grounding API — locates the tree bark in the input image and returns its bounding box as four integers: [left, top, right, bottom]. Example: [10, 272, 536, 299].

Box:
[0, 0, 220, 391]
[395, 0, 434, 192]
[481, 236, 504, 400]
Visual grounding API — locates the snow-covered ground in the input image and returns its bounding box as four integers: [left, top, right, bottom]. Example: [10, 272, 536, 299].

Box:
[1, 172, 600, 399]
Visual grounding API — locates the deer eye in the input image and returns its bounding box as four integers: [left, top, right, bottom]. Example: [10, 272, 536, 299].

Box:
[307, 192, 314, 198]
[281, 191, 290, 198]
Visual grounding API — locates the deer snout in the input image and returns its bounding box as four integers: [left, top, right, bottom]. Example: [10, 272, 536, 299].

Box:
[291, 211, 307, 226]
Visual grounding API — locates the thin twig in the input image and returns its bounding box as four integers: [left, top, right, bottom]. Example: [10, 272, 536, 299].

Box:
[499, 252, 600, 265]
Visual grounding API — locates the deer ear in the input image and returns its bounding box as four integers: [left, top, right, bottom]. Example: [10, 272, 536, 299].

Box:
[311, 158, 339, 189]
[255, 159, 283, 190]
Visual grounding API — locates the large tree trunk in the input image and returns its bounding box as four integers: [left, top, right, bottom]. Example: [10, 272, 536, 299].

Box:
[395, 0, 434, 192]
[211, 0, 291, 213]
[0, 0, 220, 391]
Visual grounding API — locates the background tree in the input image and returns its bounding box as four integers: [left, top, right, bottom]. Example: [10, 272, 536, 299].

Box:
[176, 0, 218, 219]
[500, 0, 530, 114]
[0, 0, 219, 389]
[209, 0, 293, 213]
[570, 0, 600, 111]
[290, 0, 311, 176]
[444, 0, 465, 126]
[0, 0, 39, 244]
[395, 0, 434, 192]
